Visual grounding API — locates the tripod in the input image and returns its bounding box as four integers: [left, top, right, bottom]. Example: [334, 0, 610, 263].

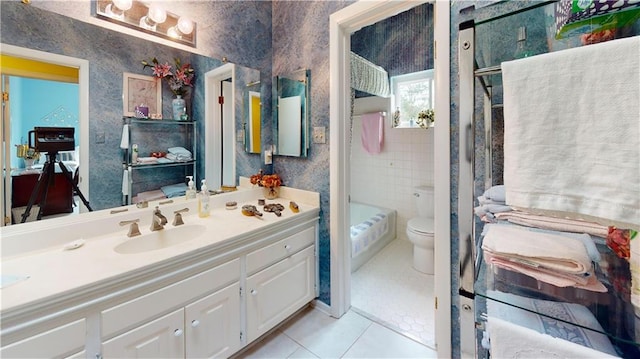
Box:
[20, 152, 92, 223]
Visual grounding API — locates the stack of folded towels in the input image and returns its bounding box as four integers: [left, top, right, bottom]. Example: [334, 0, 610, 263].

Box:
[166, 147, 192, 162]
[474, 185, 513, 221]
[482, 224, 606, 292]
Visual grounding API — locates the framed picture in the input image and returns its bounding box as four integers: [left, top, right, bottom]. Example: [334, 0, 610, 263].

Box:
[122, 72, 162, 117]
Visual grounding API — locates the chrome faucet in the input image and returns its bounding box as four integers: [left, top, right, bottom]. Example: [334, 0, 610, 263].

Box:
[150, 206, 167, 231]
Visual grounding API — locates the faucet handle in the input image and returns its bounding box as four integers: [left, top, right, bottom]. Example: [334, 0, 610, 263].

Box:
[173, 208, 189, 226]
[119, 219, 141, 237]
[136, 201, 148, 208]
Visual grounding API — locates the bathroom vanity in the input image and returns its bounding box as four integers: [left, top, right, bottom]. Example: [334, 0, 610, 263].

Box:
[0, 186, 319, 358]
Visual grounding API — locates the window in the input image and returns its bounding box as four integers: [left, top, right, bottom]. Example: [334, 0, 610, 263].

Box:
[390, 69, 434, 128]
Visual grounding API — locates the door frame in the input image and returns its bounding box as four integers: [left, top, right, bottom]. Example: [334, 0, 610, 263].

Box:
[328, 1, 451, 356]
[1, 44, 90, 223]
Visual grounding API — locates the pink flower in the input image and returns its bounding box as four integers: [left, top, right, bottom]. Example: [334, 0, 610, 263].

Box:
[152, 63, 172, 78]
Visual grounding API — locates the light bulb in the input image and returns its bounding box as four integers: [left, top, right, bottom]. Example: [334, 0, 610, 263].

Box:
[148, 4, 167, 24]
[177, 17, 193, 35]
[139, 4, 167, 31]
[168, 17, 194, 39]
[105, 0, 132, 19]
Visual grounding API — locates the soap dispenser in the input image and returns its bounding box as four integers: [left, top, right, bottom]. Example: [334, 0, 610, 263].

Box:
[198, 179, 210, 218]
[186, 176, 196, 200]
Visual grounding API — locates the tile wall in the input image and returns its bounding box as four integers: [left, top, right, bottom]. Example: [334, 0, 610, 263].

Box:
[350, 97, 434, 239]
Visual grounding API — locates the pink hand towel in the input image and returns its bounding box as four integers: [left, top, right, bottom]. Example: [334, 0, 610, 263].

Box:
[361, 112, 384, 154]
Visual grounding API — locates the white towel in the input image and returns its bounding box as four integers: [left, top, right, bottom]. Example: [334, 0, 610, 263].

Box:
[122, 169, 129, 196]
[487, 317, 619, 358]
[502, 36, 640, 230]
[120, 124, 129, 149]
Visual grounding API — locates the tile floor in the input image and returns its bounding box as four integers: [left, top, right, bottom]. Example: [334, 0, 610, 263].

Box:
[237, 306, 437, 358]
[351, 239, 435, 347]
[238, 238, 437, 359]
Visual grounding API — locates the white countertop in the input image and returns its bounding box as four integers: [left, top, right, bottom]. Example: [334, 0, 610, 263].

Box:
[0, 186, 319, 315]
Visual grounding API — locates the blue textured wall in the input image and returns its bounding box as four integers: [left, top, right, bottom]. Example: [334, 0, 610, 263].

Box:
[271, 0, 356, 304]
[1, 1, 272, 210]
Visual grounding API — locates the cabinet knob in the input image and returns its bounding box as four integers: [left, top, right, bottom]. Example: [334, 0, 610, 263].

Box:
[174, 329, 183, 337]
[251, 289, 258, 296]
[284, 244, 291, 251]
[191, 319, 200, 328]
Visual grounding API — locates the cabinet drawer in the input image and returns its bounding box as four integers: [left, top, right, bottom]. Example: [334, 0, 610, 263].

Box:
[102, 258, 240, 338]
[246, 226, 315, 275]
[0, 319, 85, 358]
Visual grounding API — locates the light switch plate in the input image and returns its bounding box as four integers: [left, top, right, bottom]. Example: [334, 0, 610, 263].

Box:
[313, 126, 326, 144]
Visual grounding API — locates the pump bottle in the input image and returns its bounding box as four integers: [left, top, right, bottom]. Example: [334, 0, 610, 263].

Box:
[185, 176, 196, 200]
[198, 179, 210, 218]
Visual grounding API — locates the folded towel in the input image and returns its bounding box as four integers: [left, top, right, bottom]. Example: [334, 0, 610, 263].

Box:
[167, 146, 192, 157]
[494, 210, 609, 238]
[361, 112, 384, 155]
[161, 183, 188, 198]
[482, 223, 601, 263]
[486, 291, 619, 358]
[484, 251, 606, 292]
[483, 224, 592, 275]
[502, 36, 640, 230]
[133, 189, 166, 203]
[483, 185, 506, 203]
[136, 157, 158, 164]
[165, 153, 192, 162]
[120, 124, 129, 149]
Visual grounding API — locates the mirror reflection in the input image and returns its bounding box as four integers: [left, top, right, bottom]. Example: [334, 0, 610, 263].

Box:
[0, 2, 263, 226]
[350, 1, 434, 129]
[244, 78, 262, 154]
[273, 69, 310, 158]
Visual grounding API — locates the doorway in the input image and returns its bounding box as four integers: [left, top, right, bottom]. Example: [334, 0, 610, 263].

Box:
[329, 1, 451, 357]
[1, 44, 90, 226]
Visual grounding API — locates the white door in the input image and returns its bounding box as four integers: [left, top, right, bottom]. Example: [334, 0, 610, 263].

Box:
[185, 282, 241, 358]
[102, 309, 185, 358]
[246, 246, 315, 342]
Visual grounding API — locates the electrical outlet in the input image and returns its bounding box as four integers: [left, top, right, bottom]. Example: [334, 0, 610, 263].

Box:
[95, 131, 105, 144]
[313, 126, 326, 144]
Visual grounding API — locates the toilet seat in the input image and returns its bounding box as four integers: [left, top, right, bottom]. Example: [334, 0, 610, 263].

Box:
[407, 217, 434, 235]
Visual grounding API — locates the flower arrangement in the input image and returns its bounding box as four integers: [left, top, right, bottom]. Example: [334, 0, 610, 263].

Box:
[141, 57, 195, 97]
[250, 169, 283, 189]
[416, 108, 435, 129]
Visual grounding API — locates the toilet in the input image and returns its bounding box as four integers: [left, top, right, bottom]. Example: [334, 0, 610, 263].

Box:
[406, 186, 435, 274]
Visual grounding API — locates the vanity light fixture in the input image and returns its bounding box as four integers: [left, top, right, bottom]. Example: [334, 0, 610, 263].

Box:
[93, 0, 197, 47]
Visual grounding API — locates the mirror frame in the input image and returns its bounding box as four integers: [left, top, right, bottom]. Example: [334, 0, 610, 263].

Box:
[273, 69, 310, 158]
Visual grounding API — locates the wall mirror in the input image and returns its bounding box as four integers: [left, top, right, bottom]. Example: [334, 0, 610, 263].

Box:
[243, 77, 262, 154]
[273, 69, 310, 158]
[0, 2, 262, 226]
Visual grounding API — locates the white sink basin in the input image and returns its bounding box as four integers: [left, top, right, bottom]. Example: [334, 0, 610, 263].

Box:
[114, 225, 206, 254]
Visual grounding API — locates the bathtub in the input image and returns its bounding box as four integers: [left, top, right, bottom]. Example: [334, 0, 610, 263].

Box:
[350, 202, 397, 272]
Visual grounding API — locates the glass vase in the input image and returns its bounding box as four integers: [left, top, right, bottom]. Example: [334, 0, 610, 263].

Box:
[263, 186, 279, 200]
[172, 95, 186, 120]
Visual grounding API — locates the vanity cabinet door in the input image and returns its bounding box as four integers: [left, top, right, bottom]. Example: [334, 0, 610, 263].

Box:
[185, 282, 241, 358]
[246, 245, 316, 342]
[102, 309, 185, 358]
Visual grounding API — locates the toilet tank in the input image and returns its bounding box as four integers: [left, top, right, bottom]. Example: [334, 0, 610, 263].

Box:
[414, 186, 434, 217]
